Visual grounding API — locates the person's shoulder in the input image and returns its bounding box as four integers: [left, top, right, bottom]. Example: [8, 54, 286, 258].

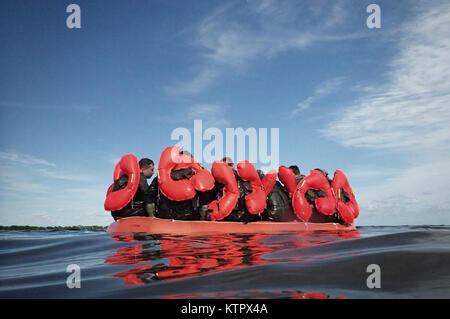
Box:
[139, 172, 150, 187]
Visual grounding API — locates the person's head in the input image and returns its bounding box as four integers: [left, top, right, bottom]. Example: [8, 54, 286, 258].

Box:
[181, 150, 193, 158]
[314, 168, 328, 177]
[289, 165, 300, 176]
[256, 169, 265, 180]
[222, 157, 235, 170]
[139, 158, 154, 178]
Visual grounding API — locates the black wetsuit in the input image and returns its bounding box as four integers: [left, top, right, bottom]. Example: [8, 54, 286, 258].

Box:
[111, 173, 153, 221]
[262, 181, 297, 222]
[304, 174, 341, 223]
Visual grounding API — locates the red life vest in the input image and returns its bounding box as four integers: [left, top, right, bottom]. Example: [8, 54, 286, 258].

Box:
[188, 162, 216, 193]
[208, 161, 277, 221]
[331, 170, 359, 224]
[262, 169, 277, 196]
[104, 154, 140, 211]
[207, 161, 240, 221]
[277, 165, 298, 197]
[158, 146, 214, 201]
[237, 160, 267, 214]
[292, 170, 336, 222]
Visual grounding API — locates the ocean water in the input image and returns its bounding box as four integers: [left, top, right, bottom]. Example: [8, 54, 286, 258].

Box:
[0, 225, 449, 299]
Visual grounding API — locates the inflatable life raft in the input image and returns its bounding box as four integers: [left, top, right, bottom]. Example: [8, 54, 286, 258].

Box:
[105, 148, 360, 230]
[107, 217, 356, 235]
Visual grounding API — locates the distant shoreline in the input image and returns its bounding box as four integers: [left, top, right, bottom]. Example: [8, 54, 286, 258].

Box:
[0, 225, 107, 231]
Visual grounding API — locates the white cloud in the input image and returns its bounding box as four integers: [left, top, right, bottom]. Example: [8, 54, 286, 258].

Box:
[168, 0, 364, 95]
[0, 152, 56, 195]
[0, 151, 56, 167]
[0, 150, 108, 226]
[355, 159, 450, 225]
[322, 2, 450, 151]
[321, 2, 450, 225]
[187, 104, 230, 128]
[0, 151, 90, 182]
[0, 166, 110, 226]
[293, 77, 346, 115]
[345, 167, 399, 179]
[166, 67, 220, 95]
[0, 180, 51, 195]
[32, 168, 91, 182]
[156, 103, 231, 128]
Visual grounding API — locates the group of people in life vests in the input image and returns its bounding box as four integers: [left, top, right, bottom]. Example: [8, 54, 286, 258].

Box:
[104, 146, 359, 225]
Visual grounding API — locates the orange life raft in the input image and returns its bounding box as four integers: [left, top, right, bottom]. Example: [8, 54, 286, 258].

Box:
[107, 217, 356, 235]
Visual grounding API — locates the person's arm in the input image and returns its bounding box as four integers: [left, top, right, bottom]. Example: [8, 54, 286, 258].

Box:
[147, 177, 159, 203]
[139, 173, 150, 193]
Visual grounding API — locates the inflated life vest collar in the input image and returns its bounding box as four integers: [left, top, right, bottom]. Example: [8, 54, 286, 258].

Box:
[331, 169, 358, 224]
[278, 165, 297, 198]
[104, 154, 140, 211]
[262, 169, 277, 196]
[158, 146, 214, 202]
[291, 170, 336, 222]
[207, 161, 240, 221]
[237, 160, 267, 215]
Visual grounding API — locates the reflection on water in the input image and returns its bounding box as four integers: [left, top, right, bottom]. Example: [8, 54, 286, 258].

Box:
[1, 226, 448, 298]
[105, 229, 360, 287]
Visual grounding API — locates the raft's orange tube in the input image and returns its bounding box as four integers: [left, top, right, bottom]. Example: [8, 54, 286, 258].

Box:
[107, 217, 356, 235]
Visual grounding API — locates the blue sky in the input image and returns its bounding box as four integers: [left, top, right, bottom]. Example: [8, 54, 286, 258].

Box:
[1, 0, 449, 226]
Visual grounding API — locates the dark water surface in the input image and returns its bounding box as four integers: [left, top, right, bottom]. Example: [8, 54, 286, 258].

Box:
[0, 226, 449, 299]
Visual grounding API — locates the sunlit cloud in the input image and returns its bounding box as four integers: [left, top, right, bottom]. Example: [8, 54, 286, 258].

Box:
[321, 1, 450, 225]
[0, 151, 56, 167]
[167, 0, 365, 95]
[292, 77, 346, 115]
[186, 104, 230, 128]
[322, 3, 450, 151]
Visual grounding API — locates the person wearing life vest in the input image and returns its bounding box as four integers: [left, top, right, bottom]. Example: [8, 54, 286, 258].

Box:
[196, 157, 234, 220]
[204, 157, 261, 223]
[305, 168, 340, 223]
[258, 170, 297, 222]
[111, 158, 155, 221]
[289, 165, 306, 184]
[222, 157, 235, 170]
[155, 150, 207, 221]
